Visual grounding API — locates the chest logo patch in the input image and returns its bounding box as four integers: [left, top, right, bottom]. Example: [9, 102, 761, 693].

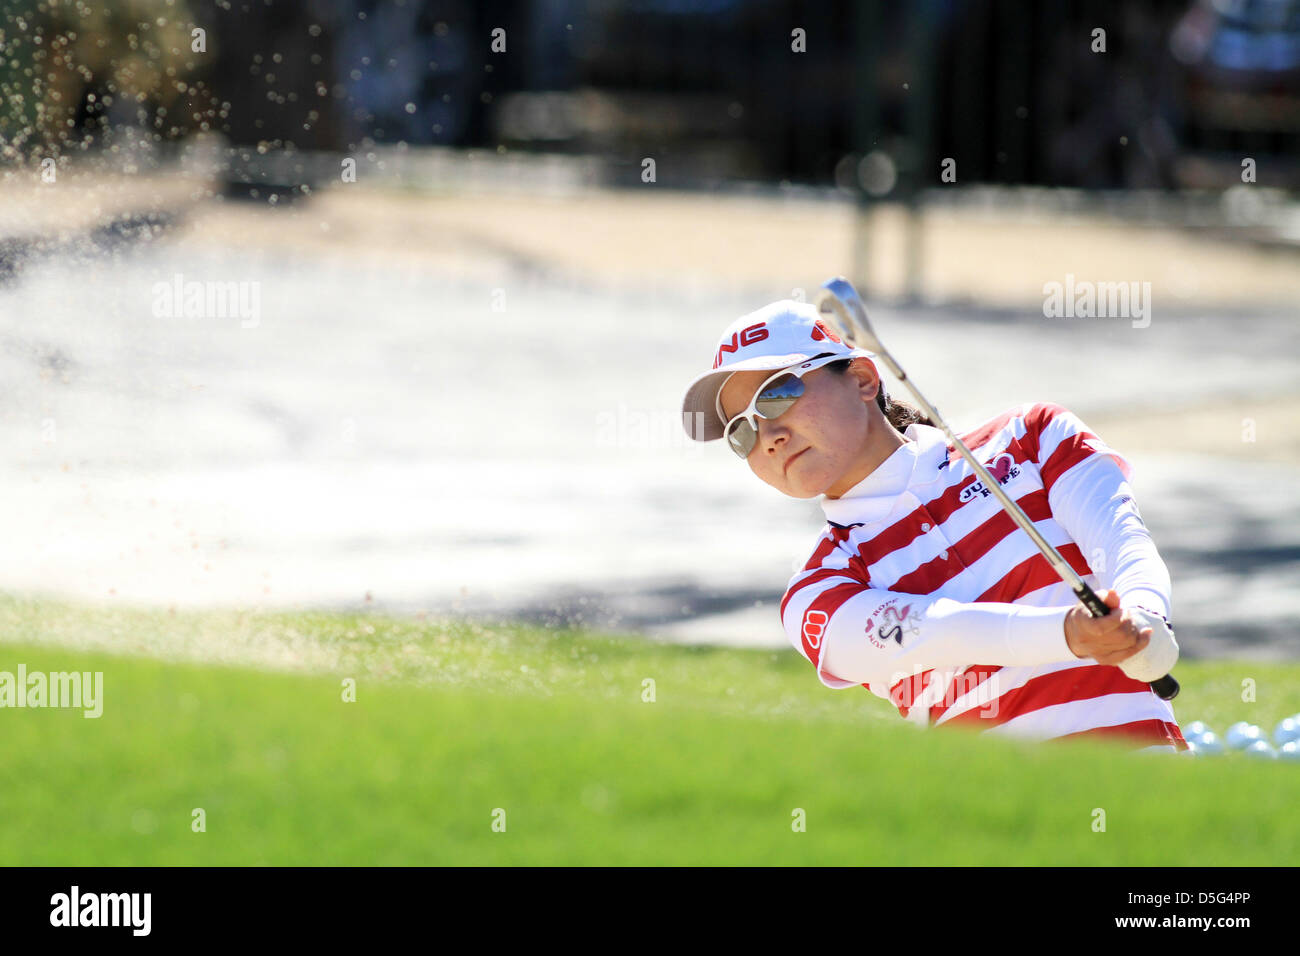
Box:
[959, 452, 1023, 502]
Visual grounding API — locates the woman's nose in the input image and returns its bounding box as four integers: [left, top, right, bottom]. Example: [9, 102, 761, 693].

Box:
[757, 416, 789, 447]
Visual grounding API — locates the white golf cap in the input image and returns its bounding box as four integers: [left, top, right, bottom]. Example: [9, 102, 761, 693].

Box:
[680, 299, 878, 442]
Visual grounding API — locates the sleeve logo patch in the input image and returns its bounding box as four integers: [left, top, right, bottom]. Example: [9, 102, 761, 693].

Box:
[866, 599, 920, 648]
[802, 609, 829, 650]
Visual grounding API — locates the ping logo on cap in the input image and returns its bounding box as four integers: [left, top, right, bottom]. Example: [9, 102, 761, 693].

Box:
[810, 319, 843, 344]
[712, 322, 770, 369]
[709, 313, 847, 370]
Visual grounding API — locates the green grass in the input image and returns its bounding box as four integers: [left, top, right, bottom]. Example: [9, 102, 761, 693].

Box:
[1, 594, 1297, 865]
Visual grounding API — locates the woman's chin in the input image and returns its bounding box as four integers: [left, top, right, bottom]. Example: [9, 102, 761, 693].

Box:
[781, 475, 825, 499]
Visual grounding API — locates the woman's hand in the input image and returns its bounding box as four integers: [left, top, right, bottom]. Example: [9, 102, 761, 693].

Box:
[1063, 588, 1152, 665]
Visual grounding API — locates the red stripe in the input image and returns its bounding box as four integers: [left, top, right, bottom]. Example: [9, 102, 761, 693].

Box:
[890, 550, 966, 595]
[848, 508, 933, 570]
[1010, 487, 1051, 522]
[949, 489, 1050, 566]
[941, 662, 1151, 728]
[923, 463, 1001, 527]
[976, 542, 1092, 605]
[923, 478, 977, 527]
[1058, 719, 1189, 751]
[958, 664, 1003, 691]
[1040, 438, 1102, 495]
[895, 487, 1053, 596]
[1019, 402, 1064, 465]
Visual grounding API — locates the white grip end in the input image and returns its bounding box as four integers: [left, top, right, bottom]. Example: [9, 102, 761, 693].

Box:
[1119, 607, 1180, 683]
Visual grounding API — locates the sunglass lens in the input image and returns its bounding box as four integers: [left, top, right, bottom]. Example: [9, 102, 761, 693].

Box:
[754, 374, 803, 418]
[726, 418, 756, 458]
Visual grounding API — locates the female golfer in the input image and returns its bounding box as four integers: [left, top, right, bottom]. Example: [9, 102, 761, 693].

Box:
[681, 299, 1186, 751]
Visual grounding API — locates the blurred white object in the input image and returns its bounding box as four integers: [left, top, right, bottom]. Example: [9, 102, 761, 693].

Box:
[1119, 607, 1179, 683]
[1244, 740, 1278, 760]
[1225, 721, 1264, 750]
[1273, 715, 1300, 747]
[1196, 732, 1224, 755]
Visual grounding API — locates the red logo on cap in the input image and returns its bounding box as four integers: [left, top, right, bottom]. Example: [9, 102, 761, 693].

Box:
[810, 319, 843, 344]
[712, 322, 769, 369]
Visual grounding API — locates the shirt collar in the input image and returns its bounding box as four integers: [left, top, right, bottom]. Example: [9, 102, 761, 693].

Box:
[820, 424, 951, 527]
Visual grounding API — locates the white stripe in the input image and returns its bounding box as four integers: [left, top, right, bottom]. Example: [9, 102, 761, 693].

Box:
[986, 691, 1175, 740]
[957, 517, 1076, 595]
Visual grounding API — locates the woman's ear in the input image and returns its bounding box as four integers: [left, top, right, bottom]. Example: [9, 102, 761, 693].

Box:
[849, 357, 881, 401]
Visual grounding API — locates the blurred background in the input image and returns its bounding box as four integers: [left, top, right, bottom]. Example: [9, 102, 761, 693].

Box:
[1, 0, 1298, 661]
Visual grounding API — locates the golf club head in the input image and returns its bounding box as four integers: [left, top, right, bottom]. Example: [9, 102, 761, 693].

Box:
[815, 276, 883, 353]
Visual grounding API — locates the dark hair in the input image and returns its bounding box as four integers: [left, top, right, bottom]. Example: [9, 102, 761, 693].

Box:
[825, 357, 934, 431]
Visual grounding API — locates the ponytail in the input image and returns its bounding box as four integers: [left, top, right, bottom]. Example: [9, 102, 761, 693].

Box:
[879, 391, 934, 431]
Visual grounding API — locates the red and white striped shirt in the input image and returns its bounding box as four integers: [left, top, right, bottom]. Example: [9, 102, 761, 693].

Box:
[780, 402, 1186, 751]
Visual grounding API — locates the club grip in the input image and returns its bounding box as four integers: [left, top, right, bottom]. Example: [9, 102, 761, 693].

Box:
[1149, 675, 1180, 701]
[1078, 585, 1111, 618]
[1075, 583, 1179, 701]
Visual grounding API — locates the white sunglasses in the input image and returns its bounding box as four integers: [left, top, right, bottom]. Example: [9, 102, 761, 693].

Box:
[717, 353, 844, 459]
